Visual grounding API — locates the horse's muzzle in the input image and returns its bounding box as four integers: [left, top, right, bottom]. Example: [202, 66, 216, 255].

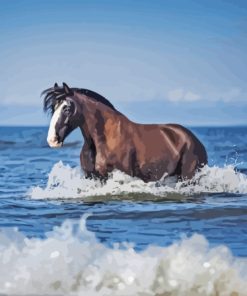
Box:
[47, 137, 63, 148]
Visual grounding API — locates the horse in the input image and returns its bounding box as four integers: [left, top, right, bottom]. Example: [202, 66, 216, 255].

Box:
[42, 82, 207, 182]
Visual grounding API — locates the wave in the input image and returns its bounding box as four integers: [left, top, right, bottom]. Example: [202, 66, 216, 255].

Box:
[29, 161, 247, 200]
[0, 140, 16, 147]
[0, 215, 246, 295]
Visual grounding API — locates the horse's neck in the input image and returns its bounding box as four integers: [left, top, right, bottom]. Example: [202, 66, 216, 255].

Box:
[79, 123, 93, 145]
[78, 97, 122, 146]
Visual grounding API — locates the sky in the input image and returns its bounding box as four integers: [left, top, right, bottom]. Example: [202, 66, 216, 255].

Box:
[0, 0, 246, 126]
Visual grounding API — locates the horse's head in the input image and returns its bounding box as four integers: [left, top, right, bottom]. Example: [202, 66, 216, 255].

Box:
[43, 83, 79, 148]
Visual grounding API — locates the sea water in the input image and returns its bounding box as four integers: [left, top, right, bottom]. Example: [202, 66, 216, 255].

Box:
[0, 126, 246, 295]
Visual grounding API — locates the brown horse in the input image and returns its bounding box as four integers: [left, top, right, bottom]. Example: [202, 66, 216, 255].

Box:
[43, 83, 207, 182]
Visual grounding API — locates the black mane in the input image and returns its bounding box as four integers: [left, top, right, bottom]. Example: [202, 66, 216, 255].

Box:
[74, 88, 116, 110]
[42, 83, 116, 115]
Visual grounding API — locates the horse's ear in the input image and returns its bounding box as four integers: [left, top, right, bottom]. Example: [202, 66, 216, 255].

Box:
[54, 82, 58, 88]
[63, 82, 71, 95]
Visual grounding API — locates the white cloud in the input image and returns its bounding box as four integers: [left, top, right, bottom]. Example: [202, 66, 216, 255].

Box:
[184, 91, 201, 101]
[167, 89, 201, 102]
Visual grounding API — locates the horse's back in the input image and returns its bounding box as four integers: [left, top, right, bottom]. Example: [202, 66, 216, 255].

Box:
[133, 122, 207, 165]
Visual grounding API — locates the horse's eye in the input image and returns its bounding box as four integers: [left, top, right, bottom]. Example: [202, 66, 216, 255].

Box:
[63, 106, 70, 115]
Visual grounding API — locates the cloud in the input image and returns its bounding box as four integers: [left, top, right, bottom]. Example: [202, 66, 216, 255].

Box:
[167, 89, 201, 102]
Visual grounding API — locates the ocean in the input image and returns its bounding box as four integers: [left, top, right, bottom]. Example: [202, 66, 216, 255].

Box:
[0, 125, 246, 295]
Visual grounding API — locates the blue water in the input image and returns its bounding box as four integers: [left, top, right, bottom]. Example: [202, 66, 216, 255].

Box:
[0, 125, 247, 258]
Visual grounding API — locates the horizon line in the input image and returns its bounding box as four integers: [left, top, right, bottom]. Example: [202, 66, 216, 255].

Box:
[1, 124, 247, 128]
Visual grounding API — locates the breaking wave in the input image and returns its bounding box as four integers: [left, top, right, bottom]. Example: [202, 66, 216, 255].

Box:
[0, 216, 246, 296]
[29, 161, 247, 200]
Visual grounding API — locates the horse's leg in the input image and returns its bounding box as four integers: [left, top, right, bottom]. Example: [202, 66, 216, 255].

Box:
[95, 152, 109, 181]
[180, 147, 199, 180]
[80, 142, 96, 179]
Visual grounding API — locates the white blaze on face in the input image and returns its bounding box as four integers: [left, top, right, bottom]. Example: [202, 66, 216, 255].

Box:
[47, 101, 68, 148]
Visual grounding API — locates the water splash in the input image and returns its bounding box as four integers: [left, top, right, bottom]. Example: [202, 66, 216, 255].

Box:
[29, 161, 247, 200]
[0, 216, 246, 295]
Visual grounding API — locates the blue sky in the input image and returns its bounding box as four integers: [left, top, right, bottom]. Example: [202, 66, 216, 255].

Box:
[0, 0, 246, 126]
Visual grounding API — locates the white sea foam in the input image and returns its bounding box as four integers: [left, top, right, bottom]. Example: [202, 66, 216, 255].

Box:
[0, 216, 246, 295]
[29, 161, 247, 199]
